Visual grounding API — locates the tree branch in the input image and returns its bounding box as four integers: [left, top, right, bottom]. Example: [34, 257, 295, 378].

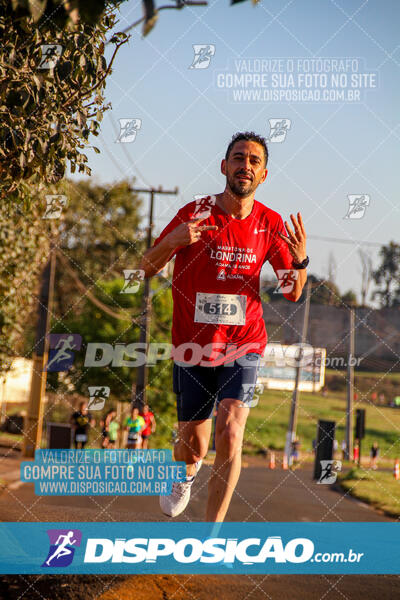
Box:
[63, 38, 128, 109]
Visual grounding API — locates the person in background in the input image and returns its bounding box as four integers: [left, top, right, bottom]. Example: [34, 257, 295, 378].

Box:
[370, 441, 379, 470]
[71, 401, 95, 449]
[107, 412, 120, 448]
[291, 438, 300, 463]
[353, 440, 360, 463]
[139, 404, 156, 449]
[124, 407, 145, 449]
[341, 439, 347, 460]
[100, 409, 117, 449]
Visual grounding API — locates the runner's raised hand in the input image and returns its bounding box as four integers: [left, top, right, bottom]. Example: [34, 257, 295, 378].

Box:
[278, 212, 307, 263]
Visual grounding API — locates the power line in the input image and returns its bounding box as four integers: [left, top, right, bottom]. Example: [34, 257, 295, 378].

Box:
[56, 251, 142, 322]
[110, 118, 153, 188]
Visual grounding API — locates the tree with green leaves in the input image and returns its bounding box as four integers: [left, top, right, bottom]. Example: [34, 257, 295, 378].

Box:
[9, 0, 127, 28]
[18, 177, 145, 352]
[341, 290, 358, 308]
[372, 241, 400, 308]
[1, 0, 258, 200]
[0, 202, 49, 374]
[54, 177, 145, 315]
[0, 0, 129, 199]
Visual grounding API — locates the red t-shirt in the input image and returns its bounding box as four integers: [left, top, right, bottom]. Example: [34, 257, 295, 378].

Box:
[140, 411, 154, 436]
[153, 197, 293, 366]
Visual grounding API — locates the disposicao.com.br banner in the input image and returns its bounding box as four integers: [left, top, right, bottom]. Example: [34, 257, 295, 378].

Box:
[0, 522, 398, 575]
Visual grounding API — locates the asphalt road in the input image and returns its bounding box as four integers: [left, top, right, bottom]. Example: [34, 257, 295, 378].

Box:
[0, 452, 398, 599]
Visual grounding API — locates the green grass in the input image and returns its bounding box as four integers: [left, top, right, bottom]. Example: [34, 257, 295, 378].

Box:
[338, 467, 400, 518]
[4, 370, 400, 455]
[244, 388, 400, 458]
[325, 368, 400, 399]
[353, 370, 400, 380]
[326, 369, 400, 380]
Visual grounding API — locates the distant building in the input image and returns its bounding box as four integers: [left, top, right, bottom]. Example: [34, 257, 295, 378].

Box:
[258, 344, 326, 392]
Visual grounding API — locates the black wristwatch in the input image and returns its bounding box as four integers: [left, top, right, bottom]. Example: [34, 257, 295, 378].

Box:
[292, 255, 309, 269]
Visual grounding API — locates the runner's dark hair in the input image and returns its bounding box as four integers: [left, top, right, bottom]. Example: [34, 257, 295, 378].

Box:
[225, 131, 268, 167]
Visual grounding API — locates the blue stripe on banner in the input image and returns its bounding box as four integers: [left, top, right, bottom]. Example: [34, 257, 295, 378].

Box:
[0, 522, 398, 574]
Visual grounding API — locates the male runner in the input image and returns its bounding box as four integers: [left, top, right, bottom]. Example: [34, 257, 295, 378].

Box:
[70, 401, 95, 449]
[140, 132, 308, 522]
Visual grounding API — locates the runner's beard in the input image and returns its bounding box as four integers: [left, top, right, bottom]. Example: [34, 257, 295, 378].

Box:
[226, 172, 258, 198]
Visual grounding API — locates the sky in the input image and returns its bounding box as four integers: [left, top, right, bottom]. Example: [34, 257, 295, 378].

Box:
[70, 0, 400, 302]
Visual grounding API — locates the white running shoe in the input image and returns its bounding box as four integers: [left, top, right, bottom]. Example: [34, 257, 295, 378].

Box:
[160, 460, 202, 517]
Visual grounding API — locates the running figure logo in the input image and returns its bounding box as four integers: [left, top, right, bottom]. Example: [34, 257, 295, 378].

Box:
[45, 334, 82, 372]
[274, 270, 298, 294]
[189, 45, 216, 69]
[317, 460, 342, 484]
[120, 269, 145, 294]
[38, 45, 62, 69]
[87, 386, 110, 411]
[43, 195, 67, 219]
[241, 383, 264, 408]
[42, 529, 81, 567]
[116, 119, 142, 143]
[267, 119, 291, 143]
[343, 195, 370, 219]
[192, 195, 216, 219]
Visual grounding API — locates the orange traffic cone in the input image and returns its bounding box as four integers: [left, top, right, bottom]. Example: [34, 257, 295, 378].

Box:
[394, 459, 399, 480]
[269, 451, 276, 469]
[282, 454, 288, 470]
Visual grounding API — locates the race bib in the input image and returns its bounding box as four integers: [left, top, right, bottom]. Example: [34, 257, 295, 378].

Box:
[194, 292, 247, 325]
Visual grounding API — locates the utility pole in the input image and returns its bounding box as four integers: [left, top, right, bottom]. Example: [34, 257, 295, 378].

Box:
[23, 245, 56, 457]
[131, 186, 179, 410]
[345, 308, 355, 461]
[284, 278, 312, 466]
